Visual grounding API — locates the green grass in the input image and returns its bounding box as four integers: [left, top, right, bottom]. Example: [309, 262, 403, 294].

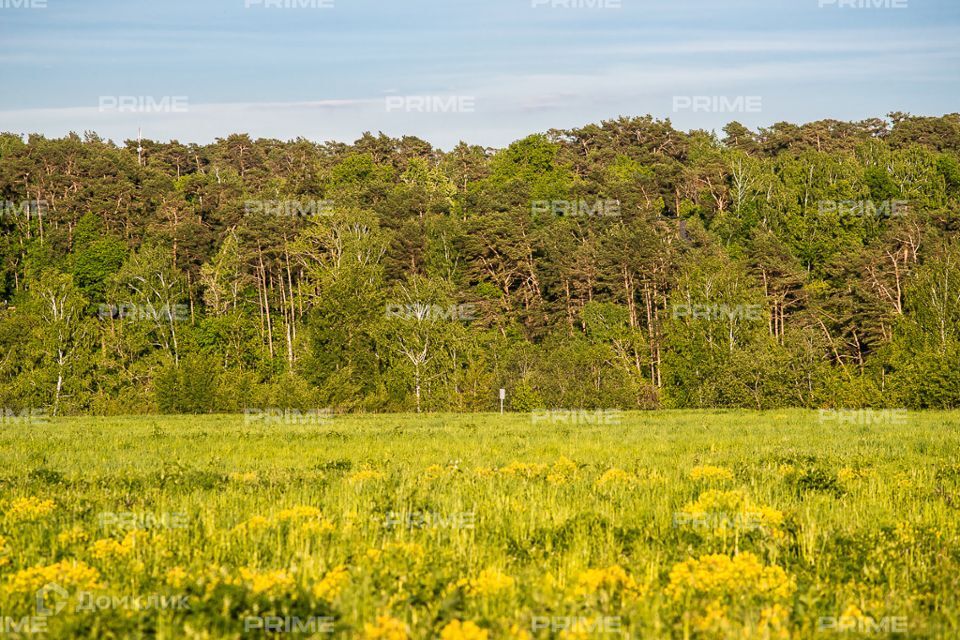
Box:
[1, 410, 958, 638]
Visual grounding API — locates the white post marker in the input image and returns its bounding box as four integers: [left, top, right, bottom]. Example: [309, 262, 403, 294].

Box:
[499, 388, 506, 414]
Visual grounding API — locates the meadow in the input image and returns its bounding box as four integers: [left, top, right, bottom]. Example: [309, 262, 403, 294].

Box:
[1, 410, 958, 639]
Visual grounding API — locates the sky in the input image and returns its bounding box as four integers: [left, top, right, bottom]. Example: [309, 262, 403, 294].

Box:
[0, 0, 958, 149]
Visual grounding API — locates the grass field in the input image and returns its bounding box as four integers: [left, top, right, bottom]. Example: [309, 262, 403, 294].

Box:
[1, 410, 959, 639]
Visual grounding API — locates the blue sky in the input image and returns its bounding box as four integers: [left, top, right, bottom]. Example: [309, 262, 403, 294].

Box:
[1, 0, 958, 149]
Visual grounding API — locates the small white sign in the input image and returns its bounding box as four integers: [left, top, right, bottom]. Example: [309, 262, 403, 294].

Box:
[499, 388, 506, 400]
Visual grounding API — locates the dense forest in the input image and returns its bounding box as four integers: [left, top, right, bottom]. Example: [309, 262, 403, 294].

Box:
[2, 113, 960, 415]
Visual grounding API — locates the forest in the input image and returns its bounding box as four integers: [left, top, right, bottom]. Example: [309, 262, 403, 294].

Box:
[2, 112, 959, 415]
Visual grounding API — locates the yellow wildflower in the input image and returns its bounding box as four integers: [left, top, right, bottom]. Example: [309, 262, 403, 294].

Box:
[300, 519, 336, 535]
[690, 465, 734, 482]
[348, 469, 386, 484]
[232, 515, 271, 534]
[547, 456, 578, 484]
[6, 497, 55, 522]
[665, 552, 795, 601]
[237, 567, 295, 597]
[459, 568, 515, 596]
[363, 616, 410, 640]
[572, 565, 645, 599]
[165, 566, 188, 589]
[381, 541, 425, 560]
[505, 623, 533, 640]
[595, 468, 637, 489]
[423, 464, 457, 480]
[312, 565, 349, 601]
[90, 537, 132, 560]
[498, 462, 547, 479]
[677, 490, 783, 536]
[440, 620, 489, 640]
[57, 526, 89, 546]
[7, 560, 102, 593]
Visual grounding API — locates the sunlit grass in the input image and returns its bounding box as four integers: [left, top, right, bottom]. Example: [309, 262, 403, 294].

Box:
[0, 410, 958, 638]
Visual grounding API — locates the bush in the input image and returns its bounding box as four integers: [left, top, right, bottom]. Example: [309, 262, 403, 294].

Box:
[155, 355, 219, 414]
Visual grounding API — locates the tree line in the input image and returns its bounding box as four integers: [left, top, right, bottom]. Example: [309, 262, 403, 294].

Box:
[2, 112, 960, 414]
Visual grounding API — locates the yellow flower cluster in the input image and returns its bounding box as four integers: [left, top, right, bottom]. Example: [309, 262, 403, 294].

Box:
[0, 535, 9, 568]
[363, 616, 410, 640]
[90, 538, 131, 560]
[312, 565, 350, 601]
[496, 457, 579, 483]
[5, 497, 56, 522]
[547, 456, 578, 485]
[233, 515, 271, 533]
[690, 465, 735, 482]
[423, 464, 457, 480]
[440, 620, 489, 640]
[666, 552, 795, 602]
[236, 567, 295, 597]
[775, 463, 796, 477]
[458, 568, 515, 596]
[89, 531, 148, 560]
[678, 490, 784, 536]
[227, 471, 258, 483]
[594, 468, 637, 489]
[505, 623, 533, 639]
[498, 462, 548, 479]
[57, 525, 89, 546]
[165, 566, 188, 589]
[572, 565, 645, 599]
[691, 601, 791, 638]
[348, 469, 386, 484]
[366, 541, 425, 563]
[232, 506, 334, 535]
[838, 467, 873, 484]
[7, 559, 103, 593]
